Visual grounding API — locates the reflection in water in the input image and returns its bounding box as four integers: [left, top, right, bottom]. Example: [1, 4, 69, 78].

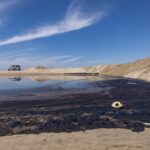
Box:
[28, 75, 114, 82]
[0, 75, 114, 91]
[9, 77, 22, 82]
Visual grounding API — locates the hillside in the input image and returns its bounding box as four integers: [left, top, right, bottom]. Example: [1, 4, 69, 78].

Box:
[26, 57, 150, 81]
[93, 57, 150, 81]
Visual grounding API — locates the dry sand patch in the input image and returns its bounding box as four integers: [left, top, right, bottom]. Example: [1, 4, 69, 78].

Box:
[0, 128, 150, 150]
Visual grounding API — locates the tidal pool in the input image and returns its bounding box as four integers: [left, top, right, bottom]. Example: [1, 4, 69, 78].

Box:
[0, 75, 116, 96]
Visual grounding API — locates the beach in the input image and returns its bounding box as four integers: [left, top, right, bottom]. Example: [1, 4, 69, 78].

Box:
[0, 128, 150, 150]
[0, 0, 150, 149]
[0, 75, 149, 149]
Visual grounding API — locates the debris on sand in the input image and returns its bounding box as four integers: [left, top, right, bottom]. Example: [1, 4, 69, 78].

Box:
[111, 101, 124, 109]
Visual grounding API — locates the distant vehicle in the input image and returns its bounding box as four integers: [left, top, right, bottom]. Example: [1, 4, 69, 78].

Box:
[8, 65, 21, 71]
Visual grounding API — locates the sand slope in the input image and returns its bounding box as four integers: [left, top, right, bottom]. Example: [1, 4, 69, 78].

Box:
[96, 57, 150, 81]
[0, 128, 150, 150]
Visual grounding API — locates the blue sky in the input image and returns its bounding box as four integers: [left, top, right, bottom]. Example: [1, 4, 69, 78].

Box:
[0, 0, 150, 69]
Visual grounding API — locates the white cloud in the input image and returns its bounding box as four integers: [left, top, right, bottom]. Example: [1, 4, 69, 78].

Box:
[0, 2, 108, 46]
[60, 56, 83, 64]
[0, 47, 39, 58]
[87, 59, 111, 64]
[23, 48, 39, 52]
[0, 52, 83, 69]
[45, 55, 71, 61]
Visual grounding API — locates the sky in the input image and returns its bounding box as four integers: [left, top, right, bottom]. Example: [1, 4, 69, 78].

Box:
[0, 0, 150, 69]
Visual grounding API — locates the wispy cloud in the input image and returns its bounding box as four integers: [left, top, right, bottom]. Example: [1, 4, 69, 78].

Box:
[0, 0, 18, 11]
[0, 0, 19, 27]
[0, 51, 83, 69]
[87, 59, 111, 64]
[22, 48, 39, 52]
[60, 56, 83, 64]
[0, 47, 39, 58]
[0, 2, 109, 46]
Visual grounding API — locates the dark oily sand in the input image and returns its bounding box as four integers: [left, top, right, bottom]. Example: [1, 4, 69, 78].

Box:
[0, 78, 150, 136]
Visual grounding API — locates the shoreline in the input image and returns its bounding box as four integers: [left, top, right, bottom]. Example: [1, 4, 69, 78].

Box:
[0, 78, 150, 136]
[0, 71, 100, 76]
[0, 74, 149, 150]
